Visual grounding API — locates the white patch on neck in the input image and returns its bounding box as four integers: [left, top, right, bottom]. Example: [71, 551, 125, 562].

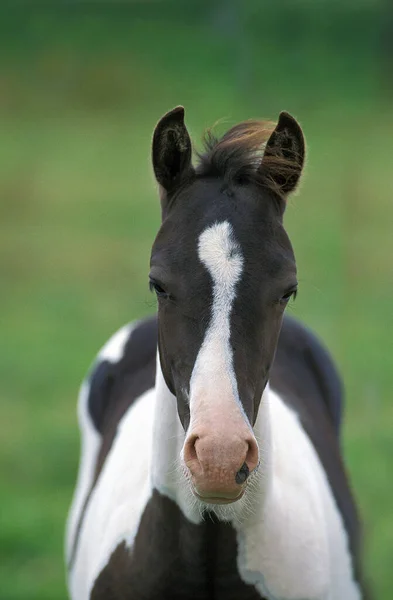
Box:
[98, 323, 134, 362]
[189, 221, 246, 419]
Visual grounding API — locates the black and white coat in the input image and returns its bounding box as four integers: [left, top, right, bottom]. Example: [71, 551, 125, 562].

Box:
[65, 108, 367, 600]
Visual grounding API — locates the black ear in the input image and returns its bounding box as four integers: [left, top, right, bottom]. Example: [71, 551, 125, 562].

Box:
[152, 106, 194, 192]
[259, 111, 305, 196]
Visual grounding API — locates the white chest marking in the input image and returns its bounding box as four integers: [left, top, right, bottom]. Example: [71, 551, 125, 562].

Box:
[189, 221, 246, 420]
[235, 387, 362, 600]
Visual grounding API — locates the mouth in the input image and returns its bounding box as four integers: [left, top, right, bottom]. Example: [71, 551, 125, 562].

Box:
[193, 488, 245, 505]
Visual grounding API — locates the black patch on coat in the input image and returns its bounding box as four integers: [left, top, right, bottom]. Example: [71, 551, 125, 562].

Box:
[90, 489, 264, 600]
[87, 360, 115, 433]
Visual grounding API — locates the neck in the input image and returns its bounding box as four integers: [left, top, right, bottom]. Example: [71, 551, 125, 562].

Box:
[150, 354, 273, 525]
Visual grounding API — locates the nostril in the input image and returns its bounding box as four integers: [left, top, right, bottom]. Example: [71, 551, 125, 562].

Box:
[235, 462, 249, 484]
[235, 438, 259, 485]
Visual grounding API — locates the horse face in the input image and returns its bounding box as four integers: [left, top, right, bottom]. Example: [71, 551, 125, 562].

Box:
[151, 107, 304, 503]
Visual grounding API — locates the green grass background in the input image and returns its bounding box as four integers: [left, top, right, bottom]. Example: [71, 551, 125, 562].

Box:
[0, 3, 392, 598]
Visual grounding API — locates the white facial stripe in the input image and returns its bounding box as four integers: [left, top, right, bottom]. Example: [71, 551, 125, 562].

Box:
[190, 221, 246, 420]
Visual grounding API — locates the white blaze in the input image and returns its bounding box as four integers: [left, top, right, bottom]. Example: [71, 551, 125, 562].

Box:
[189, 221, 246, 420]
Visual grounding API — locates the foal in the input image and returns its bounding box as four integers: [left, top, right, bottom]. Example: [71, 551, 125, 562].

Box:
[66, 107, 367, 599]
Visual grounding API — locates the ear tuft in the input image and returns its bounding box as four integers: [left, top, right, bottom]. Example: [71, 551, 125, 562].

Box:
[152, 106, 194, 192]
[259, 111, 305, 197]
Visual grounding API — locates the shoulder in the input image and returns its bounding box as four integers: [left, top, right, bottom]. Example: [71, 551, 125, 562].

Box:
[84, 316, 158, 435]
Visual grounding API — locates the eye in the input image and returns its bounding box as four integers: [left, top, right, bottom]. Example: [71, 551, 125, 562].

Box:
[149, 279, 169, 299]
[280, 287, 298, 304]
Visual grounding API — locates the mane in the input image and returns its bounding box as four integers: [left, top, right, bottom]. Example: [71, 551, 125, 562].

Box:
[196, 120, 299, 197]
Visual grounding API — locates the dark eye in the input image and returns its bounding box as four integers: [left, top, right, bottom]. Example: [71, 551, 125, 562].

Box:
[149, 279, 169, 299]
[280, 287, 298, 304]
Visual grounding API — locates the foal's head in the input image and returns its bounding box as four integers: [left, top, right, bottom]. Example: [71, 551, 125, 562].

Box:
[150, 107, 305, 505]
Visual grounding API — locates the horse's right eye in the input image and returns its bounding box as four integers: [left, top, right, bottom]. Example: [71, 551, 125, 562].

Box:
[149, 280, 169, 298]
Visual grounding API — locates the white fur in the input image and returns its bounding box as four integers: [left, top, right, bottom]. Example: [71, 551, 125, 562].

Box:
[189, 221, 249, 425]
[98, 323, 135, 363]
[150, 355, 193, 518]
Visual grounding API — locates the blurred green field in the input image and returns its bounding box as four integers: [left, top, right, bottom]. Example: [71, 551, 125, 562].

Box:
[0, 4, 392, 599]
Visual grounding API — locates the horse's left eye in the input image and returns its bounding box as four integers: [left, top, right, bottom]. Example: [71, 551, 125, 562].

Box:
[149, 280, 169, 298]
[280, 288, 298, 304]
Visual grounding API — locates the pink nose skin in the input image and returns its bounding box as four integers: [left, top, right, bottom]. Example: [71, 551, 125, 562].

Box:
[183, 430, 259, 504]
